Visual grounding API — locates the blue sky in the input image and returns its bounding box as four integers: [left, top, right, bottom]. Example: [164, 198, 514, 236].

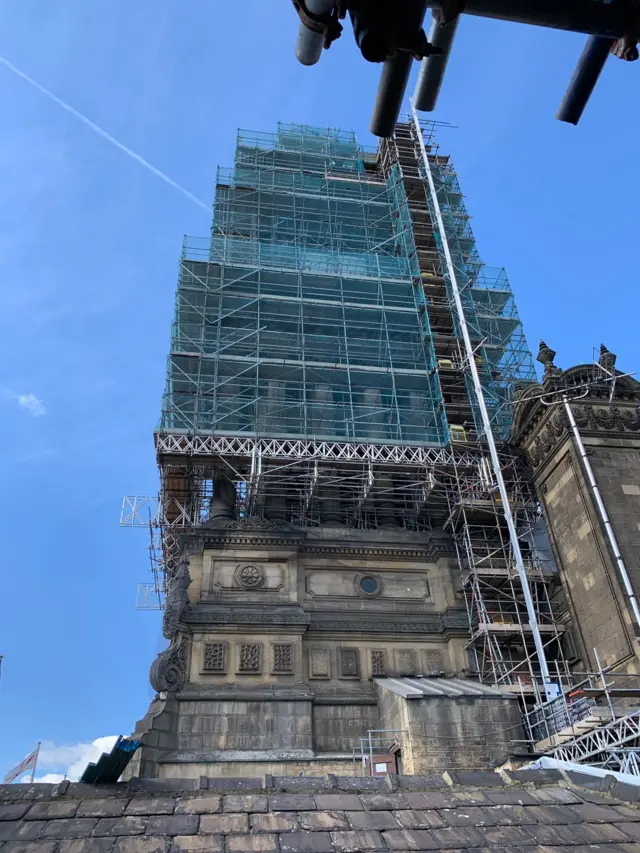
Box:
[0, 2, 638, 779]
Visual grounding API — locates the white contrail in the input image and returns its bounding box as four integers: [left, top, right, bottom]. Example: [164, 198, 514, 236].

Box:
[0, 55, 211, 213]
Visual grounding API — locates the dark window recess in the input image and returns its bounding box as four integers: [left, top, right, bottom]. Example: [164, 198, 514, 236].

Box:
[359, 575, 379, 595]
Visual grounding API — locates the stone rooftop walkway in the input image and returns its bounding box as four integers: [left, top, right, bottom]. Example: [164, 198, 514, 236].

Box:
[1, 768, 640, 852]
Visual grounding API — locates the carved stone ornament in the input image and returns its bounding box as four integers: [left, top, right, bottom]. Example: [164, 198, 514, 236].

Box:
[528, 404, 640, 470]
[371, 650, 385, 677]
[209, 515, 292, 531]
[536, 339, 561, 380]
[396, 648, 416, 675]
[203, 642, 227, 673]
[150, 634, 189, 693]
[273, 643, 293, 673]
[162, 554, 191, 640]
[238, 643, 262, 672]
[310, 648, 330, 678]
[234, 563, 266, 590]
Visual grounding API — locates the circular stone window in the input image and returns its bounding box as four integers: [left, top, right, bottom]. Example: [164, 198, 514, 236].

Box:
[355, 573, 383, 598]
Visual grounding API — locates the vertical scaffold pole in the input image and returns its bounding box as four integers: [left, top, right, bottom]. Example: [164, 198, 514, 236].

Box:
[409, 101, 554, 701]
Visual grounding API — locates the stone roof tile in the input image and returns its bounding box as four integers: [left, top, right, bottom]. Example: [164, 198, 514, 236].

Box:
[0, 769, 638, 851]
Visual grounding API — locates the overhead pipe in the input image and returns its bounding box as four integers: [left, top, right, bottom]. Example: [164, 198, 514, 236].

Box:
[424, 0, 629, 39]
[370, 51, 416, 137]
[413, 12, 460, 112]
[556, 35, 614, 124]
[369, 0, 428, 137]
[295, 0, 337, 66]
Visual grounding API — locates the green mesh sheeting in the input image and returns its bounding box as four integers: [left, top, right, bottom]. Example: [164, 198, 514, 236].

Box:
[162, 123, 447, 446]
[161, 122, 535, 446]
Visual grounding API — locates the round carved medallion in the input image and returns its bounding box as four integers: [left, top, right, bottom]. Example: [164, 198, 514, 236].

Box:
[235, 563, 265, 590]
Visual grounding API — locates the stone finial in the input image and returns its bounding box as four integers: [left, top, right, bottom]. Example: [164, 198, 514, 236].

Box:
[599, 343, 617, 375]
[536, 340, 561, 380]
[536, 340, 556, 368]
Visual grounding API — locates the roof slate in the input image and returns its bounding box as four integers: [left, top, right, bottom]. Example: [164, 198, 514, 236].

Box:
[0, 768, 638, 852]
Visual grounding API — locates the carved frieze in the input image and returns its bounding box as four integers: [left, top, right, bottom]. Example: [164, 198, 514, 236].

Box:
[525, 405, 640, 471]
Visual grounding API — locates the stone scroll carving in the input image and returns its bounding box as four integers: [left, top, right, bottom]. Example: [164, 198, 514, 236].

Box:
[149, 554, 191, 694]
[150, 635, 189, 693]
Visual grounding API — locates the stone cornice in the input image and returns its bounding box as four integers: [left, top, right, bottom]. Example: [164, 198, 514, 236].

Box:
[308, 609, 469, 635]
[299, 543, 453, 560]
[192, 534, 454, 560]
[511, 364, 640, 452]
[523, 403, 640, 473]
[184, 606, 469, 635]
[187, 608, 310, 629]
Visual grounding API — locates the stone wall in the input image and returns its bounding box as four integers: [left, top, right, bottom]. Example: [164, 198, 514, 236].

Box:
[312, 704, 379, 753]
[176, 701, 313, 754]
[135, 521, 476, 779]
[540, 447, 634, 669]
[511, 357, 640, 679]
[376, 685, 523, 775]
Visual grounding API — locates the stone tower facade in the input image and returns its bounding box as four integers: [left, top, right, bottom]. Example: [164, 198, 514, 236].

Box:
[122, 119, 554, 779]
[511, 343, 640, 679]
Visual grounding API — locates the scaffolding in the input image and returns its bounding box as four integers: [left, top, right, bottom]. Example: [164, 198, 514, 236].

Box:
[163, 122, 446, 447]
[123, 118, 568, 700]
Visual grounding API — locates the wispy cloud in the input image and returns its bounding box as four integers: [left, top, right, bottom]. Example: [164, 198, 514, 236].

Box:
[1, 389, 46, 416]
[28, 736, 119, 783]
[0, 54, 210, 213]
[17, 393, 46, 417]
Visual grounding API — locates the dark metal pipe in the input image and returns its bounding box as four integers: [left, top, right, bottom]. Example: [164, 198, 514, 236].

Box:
[556, 35, 613, 124]
[413, 13, 460, 112]
[369, 0, 428, 137]
[370, 51, 415, 137]
[425, 1, 629, 39]
[295, 0, 336, 66]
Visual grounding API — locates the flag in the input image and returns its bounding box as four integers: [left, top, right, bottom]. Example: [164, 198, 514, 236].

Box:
[3, 745, 39, 783]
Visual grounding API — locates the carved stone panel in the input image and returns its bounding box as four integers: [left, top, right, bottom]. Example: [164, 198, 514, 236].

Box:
[238, 643, 262, 673]
[272, 643, 293, 673]
[208, 558, 287, 598]
[422, 649, 444, 674]
[396, 648, 416, 676]
[203, 642, 227, 673]
[339, 648, 360, 678]
[309, 648, 330, 679]
[371, 650, 386, 677]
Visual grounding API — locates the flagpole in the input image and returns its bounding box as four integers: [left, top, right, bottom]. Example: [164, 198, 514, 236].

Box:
[30, 743, 41, 783]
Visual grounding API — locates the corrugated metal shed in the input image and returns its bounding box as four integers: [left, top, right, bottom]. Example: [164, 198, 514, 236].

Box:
[374, 676, 516, 699]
